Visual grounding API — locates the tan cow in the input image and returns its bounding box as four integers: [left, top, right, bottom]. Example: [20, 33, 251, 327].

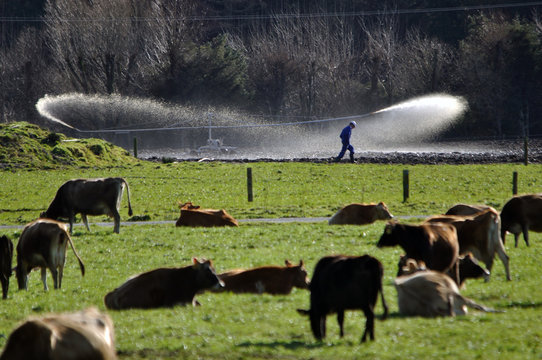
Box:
[394, 270, 497, 317]
[175, 202, 238, 227]
[500, 194, 542, 247]
[329, 202, 393, 225]
[104, 258, 224, 309]
[0, 307, 116, 360]
[216, 260, 309, 295]
[16, 219, 85, 291]
[425, 209, 510, 281]
[41, 177, 133, 234]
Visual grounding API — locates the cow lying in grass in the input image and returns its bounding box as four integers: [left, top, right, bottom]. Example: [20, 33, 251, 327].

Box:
[175, 202, 238, 227]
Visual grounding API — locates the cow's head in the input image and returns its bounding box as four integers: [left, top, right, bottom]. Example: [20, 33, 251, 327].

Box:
[397, 254, 426, 276]
[180, 202, 200, 210]
[458, 253, 490, 282]
[286, 259, 310, 289]
[376, 202, 394, 220]
[377, 222, 399, 248]
[193, 258, 225, 290]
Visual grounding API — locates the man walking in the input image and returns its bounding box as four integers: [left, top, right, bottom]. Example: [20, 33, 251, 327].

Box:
[334, 121, 356, 163]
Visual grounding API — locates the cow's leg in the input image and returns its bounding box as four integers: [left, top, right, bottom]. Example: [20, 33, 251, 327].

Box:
[522, 225, 530, 247]
[69, 213, 76, 234]
[361, 306, 375, 342]
[310, 312, 323, 340]
[1, 276, 8, 299]
[494, 243, 511, 281]
[41, 268, 49, 291]
[337, 309, 345, 337]
[112, 208, 121, 234]
[81, 214, 90, 232]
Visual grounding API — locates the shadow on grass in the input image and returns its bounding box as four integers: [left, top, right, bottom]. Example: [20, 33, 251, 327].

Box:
[236, 340, 325, 350]
[502, 301, 542, 309]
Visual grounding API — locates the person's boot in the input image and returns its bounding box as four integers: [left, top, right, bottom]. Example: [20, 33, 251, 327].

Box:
[333, 157, 341, 163]
[350, 154, 355, 163]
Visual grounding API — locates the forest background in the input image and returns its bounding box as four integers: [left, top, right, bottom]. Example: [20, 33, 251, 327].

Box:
[1, 0, 542, 140]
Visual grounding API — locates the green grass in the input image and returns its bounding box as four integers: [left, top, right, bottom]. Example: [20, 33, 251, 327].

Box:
[1, 162, 542, 359]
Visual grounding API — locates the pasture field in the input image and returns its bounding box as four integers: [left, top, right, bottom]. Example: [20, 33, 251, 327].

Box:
[0, 161, 541, 359]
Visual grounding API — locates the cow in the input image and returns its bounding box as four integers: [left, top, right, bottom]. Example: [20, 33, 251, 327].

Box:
[500, 194, 542, 247]
[104, 258, 224, 310]
[394, 270, 498, 317]
[16, 219, 85, 291]
[216, 260, 309, 295]
[297, 255, 388, 342]
[328, 202, 393, 225]
[424, 209, 511, 281]
[41, 177, 133, 234]
[445, 203, 494, 216]
[0, 307, 116, 360]
[397, 253, 490, 288]
[0, 235, 13, 299]
[175, 202, 238, 227]
[377, 222, 460, 284]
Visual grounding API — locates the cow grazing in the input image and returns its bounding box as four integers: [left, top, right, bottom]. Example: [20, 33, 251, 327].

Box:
[377, 222, 460, 283]
[0, 307, 116, 360]
[394, 270, 497, 317]
[328, 202, 393, 225]
[16, 219, 85, 291]
[216, 260, 309, 295]
[425, 209, 511, 281]
[41, 177, 133, 234]
[0, 235, 14, 299]
[175, 202, 238, 227]
[500, 194, 542, 247]
[445, 203, 494, 216]
[298, 255, 388, 342]
[104, 258, 224, 310]
[397, 254, 490, 287]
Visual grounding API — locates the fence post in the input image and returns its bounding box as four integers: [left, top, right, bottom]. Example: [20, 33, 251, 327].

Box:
[524, 137, 529, 165]
[403, 169, 409, 202]
[133, 137, 138, 158]
[512, 171, 518, 195]
[247, 167, 253, 202]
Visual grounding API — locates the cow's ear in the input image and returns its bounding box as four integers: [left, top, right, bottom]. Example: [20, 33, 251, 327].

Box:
[285, 259, 292, 266]
[192, 257, 201, 267]
[299, 260, 304, 267]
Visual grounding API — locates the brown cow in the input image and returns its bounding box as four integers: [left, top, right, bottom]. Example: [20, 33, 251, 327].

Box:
[500, 194, 542, 247]
[377, 222, 460, 283]
[41, 177, 133, 234]
[298, 255, 388, 342]
[175, 202, 238, 227]
[394, 270, 497, 317]
[328, 202, 393, 225]
[16, 219, 85, 291]
[216, 260, 309, 294]
[0, 307, 116, 360]
[425, 209, 511, 281]
[104, 258, 224, 309]
[397, 254, 490, 287]
[445, 203, 494, 216]
[0, 235, 13, 299]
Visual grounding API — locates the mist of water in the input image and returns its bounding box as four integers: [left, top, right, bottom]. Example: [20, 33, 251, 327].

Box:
[36, 93, 468, 159]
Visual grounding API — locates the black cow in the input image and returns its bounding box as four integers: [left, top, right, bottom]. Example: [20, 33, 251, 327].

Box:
[298, 255, 388, 342]
[0, 235, 13, 299]
[41, 177, 133, 234]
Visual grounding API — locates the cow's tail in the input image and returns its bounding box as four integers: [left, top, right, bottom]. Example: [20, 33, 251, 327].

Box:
[122, 178, 133, 216]
[378, 263, 389, 320]
[65, 233, 85, 277]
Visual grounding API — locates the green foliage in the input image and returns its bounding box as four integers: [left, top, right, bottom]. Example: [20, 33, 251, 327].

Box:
[0, 122, 139, 169]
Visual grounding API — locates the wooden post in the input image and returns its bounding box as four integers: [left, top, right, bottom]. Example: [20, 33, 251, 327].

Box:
[133, 137, 138, 158]
[513, 171, 518, 195]
[403, 169, 409, 202]
[247, 167, 253, 202]
[524, 136, 529, 165]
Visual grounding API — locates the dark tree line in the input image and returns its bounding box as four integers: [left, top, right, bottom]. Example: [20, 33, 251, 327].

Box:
[1, 0, 541, 138]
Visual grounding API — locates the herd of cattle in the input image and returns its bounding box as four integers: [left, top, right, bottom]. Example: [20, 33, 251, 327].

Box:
[0, 176, 541, 359]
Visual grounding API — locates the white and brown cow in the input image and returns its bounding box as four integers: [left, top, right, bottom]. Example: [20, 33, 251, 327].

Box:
[329, 202, 393, 225]
[0, 235, 14, 299]
[104, 258, 224, 310]
[216, 260, 309, 295]
[394, 270, 497, 317]
[16, 219, 85, 291]
[500, 194, 542, 247]
[175, 202, 238, 227]
[41, 177, 133, 234]
[425, 208, 510, 281]
[0, 307, 116, 360]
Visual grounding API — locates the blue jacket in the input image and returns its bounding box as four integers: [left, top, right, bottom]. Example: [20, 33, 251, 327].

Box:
[339, 125, 352, 144]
